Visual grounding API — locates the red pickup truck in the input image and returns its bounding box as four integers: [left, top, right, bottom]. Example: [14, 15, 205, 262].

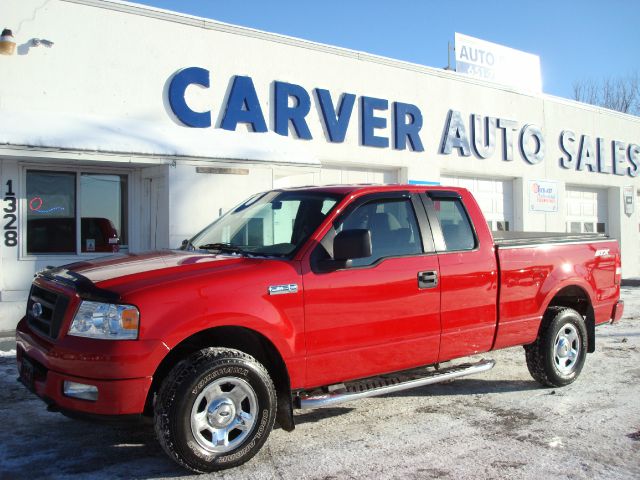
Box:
[16, 185, 624, 472]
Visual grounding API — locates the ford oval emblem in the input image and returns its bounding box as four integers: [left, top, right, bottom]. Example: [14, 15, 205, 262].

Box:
[31, 302, 43, 318]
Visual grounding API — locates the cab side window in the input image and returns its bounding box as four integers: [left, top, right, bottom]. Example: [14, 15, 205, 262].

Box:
[337, 198, 423, 266]
[432, 198, 476, 251]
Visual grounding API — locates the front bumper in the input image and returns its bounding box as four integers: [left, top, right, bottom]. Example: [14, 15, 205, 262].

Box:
[16, 317, 169, 416]
[17, 352, 152, 415]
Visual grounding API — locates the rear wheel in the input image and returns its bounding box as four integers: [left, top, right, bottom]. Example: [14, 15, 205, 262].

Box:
[154, 348, 276, 472]
[525, 307, 588, 387]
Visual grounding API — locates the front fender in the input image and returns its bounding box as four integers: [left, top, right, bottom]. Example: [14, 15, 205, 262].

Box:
[117, 259, 305, 385]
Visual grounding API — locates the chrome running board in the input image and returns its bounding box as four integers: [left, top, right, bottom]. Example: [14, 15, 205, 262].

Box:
[297, 359, 495, 409]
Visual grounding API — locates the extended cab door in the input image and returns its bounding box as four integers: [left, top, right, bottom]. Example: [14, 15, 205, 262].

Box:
[420, 190, 498, 362]
[302, 192, 441, 388]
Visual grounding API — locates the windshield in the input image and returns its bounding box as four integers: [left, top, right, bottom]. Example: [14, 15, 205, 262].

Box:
[188, 190, 343, 257]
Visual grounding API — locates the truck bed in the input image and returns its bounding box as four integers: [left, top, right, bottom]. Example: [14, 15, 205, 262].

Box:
[492, 232, 620, 351]
[493, 231, 609, 248]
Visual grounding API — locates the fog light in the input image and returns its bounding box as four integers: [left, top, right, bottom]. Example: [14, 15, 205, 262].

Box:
[63, 381, 98, 401]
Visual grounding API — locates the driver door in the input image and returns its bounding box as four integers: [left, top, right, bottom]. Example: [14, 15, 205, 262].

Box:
[302, 193, 441, 388]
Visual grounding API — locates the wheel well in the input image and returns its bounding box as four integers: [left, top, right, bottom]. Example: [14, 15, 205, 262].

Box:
[547, 285, 595, 353]
[145, 326, 294, 431]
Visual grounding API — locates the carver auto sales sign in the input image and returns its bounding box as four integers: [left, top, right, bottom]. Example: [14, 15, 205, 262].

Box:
[167, 58, 639, 178]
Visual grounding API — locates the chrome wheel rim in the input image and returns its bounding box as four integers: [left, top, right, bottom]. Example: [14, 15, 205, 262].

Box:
[190, 376, 258, 453]
[553, 324, 581, 374]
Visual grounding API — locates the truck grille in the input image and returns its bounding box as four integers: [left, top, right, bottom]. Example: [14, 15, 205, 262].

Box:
[26, 285, 70, 340]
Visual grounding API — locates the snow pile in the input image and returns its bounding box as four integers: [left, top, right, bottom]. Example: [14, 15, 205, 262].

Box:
[0, 110, 319, 165]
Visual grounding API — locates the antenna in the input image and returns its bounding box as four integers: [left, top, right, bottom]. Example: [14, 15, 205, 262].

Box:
[445, 41, 455, 71]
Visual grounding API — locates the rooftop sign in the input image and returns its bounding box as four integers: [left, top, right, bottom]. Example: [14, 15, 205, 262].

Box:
[455, 33, 542, 93]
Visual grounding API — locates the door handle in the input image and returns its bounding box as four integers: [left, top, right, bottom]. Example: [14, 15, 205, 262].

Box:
[418, 270, 438, 289]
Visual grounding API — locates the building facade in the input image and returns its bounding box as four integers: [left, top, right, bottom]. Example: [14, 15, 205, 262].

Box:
[1, 0, 639, 331]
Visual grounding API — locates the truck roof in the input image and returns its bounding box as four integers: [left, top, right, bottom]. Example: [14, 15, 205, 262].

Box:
[277, 184, 466, 195]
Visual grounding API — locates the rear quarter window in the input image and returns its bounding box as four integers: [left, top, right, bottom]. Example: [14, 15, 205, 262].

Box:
[433, 198, 476, 251]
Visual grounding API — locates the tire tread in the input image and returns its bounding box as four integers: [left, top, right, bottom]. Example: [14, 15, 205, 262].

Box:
[525, 306, 587, 388]
[153, 347, 275, 473]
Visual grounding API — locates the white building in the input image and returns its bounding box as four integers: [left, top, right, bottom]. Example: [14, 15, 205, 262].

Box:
[1, 0, 638, 331]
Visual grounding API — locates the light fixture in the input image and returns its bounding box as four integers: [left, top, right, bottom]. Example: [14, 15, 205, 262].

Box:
[32, 38, 54, 48]
[0, 28, 16, 55]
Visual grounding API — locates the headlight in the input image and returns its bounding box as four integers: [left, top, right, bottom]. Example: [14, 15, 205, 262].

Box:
[69, 301, 139, 340]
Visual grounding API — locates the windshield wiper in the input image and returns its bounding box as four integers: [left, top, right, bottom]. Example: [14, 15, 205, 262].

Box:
[198, 243, 247, 255]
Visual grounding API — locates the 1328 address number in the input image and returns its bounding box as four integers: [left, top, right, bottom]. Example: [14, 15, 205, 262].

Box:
[4, 180, 17, 247]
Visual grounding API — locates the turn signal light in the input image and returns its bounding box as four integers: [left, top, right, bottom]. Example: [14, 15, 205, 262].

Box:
[121, 309, 140, 330]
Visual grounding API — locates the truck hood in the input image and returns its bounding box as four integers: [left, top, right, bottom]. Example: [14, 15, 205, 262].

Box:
[55, 250, 256, 294]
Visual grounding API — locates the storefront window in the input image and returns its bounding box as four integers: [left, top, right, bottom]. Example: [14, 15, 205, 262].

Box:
[80, 174, 128, 253]
[26, 170, 127, 255]
[26, 171, 76, 254]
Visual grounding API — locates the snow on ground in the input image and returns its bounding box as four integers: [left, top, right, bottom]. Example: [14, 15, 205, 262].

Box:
[0, 287, 638, 479]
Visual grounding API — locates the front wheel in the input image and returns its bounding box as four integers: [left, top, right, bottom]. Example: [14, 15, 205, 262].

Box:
[525, 307, 588, 387]
[154, 348, 276, 473]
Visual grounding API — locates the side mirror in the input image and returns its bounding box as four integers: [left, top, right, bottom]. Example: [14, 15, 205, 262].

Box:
[315, 229, 372, 273]
[334, 229, 372, 261]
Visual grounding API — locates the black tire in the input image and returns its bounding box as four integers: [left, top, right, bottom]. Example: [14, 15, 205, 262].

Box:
[525, 306, 588, 387]
[154, 348, 276, 473]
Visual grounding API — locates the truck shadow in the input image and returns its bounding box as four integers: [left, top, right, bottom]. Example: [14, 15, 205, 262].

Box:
[0, 416, 187, 479]
[292, 407, 355, 426]
[2, 418, 187, 478]
[599, 332, 640, 337]
[0, 359, 185, 478]
[289, 379, 540, 425]
[386, 378, 541, 398]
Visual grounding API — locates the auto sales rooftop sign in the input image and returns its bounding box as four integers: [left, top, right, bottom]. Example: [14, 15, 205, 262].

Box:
[455, 33, 542, 93]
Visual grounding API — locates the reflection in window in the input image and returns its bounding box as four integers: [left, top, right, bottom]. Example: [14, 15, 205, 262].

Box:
[191, 192, 340, 257]
[27, 170, 128, 255]
[81, 174, 127, 252]
[337, 198, 423, 267]
[433, 198, 476, 251]
[272, 200, 300, 245]
[496, 221, 510, 231]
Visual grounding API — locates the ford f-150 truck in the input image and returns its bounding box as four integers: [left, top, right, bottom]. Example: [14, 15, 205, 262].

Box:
[16, 185, 624, 472]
